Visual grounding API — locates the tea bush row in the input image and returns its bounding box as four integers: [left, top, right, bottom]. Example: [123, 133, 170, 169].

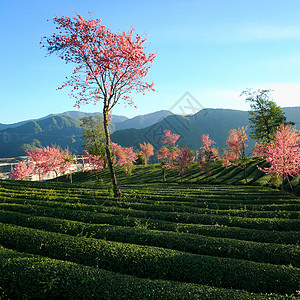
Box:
[1, 210, 299, 267]
[1, 246, 293, 300]
[0, 223, 299, 295]
[1, 203, 299, 245]
[3, 197, 299, 231]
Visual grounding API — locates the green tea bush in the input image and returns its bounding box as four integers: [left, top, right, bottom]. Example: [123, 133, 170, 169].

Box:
[0, 246, 291, 300]
[0, 223, 299, 295]
[1, 210, 299, 267]
[1, 203, 299, 245]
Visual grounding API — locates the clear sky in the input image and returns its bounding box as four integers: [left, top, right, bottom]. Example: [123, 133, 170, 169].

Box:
[1, 0, 300, 124]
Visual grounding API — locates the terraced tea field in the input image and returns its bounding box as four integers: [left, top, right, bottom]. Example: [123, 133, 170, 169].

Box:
[0, 179, 299, 299]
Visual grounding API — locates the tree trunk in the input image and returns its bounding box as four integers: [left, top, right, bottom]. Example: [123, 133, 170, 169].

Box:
[103, 109, 121, 198]
[243, 167, 248, 184]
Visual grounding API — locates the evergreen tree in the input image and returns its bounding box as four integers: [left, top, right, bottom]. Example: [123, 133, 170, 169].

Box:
[80, 114, 106, 158]
[242, 89, 294, 142]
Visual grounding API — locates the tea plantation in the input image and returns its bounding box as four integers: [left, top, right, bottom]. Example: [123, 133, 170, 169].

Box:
[0, 161, 299, 299]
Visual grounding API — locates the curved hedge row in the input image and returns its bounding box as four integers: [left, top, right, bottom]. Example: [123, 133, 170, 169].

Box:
[1, 203, 299, 245]
[0, 246, 291, 300]
[1, 197, 300, 231]
[0, 223, 299, 295]
[0, 210, 299, 267]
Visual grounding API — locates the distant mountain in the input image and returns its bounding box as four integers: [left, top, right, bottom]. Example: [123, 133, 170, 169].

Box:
[0, 115, 84, 158]
[45, 111, 128, 124]
[111, 107, 300, 154]
[115, 110, 173, 130]
[282, 107, 300, 127]
[111, 109, 252, 151]
[0, 120, 30, 131]
[0, 107, 299, 159]
[0, 111, 128, 131]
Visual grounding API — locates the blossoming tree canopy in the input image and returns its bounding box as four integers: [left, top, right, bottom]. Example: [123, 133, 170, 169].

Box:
[161, 130, 180, 146]
[139, 142, 154, 164]
[42, 12, 156, 198]
[10, 161, 34, 181]
[42, 13, 156, 110]
[258, 124, 300, 188]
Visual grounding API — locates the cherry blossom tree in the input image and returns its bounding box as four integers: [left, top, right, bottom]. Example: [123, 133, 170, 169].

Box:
[252, 142, 268, 157]
[258, 124, 300, 189]
[157, 130, 180, 182]
[25, 146, 74, 181]
[139, 142, 154, 165]
[60, 148, 75, 183]
[26, 148, 49, 181]
[198, 134, 219, 180]
[42, 146, 67, 180]
[111, 142, 138, 174]
[172, 146, 195, 181]
[161, 130, 180, 145]
[81, 150, 104, 181]
[10, 161, 34, 181]
[221, 126, 249, 183]
[43, 13, 156, 197]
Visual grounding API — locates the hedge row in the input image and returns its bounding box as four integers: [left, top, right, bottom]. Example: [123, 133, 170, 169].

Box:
[0, 223, 299, 295]
[3, 197, 299, 231]
[3, 189, 300, 215]
[1, 247, 290, 300]
[1, 210, 299, 267]
[3, 190, 299, 219]
[1, 203, 299, 245]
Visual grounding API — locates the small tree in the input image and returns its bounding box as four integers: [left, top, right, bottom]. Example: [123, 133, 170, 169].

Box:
[82, 150, 104, 181]
[258, 124, 300, 190]
[156, 130, 180, 182]
[26, 148, 49, 181]
[80, 114, 106, 160]
[10, 161, 34, 181]
[43, 12, 156, 198]
[241, 89, 293, 142]
[172, 146, 195, 181]
[61, 148, 75, 183]
[221, 126, 249, 183]
[139, 142, 154, 165]
[198, 134, 219, 181]
[111, 143, 138, 175]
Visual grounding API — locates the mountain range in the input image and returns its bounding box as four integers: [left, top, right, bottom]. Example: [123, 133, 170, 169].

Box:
[0, 110, 173, 158]
[0, 107, 299, 158]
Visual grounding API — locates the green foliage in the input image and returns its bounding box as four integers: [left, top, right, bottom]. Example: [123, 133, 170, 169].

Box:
[242, 89, 294, 142]
[80, 114, 106, 157]
[0, 210, 299, 267]
[0, 165, 300, 298]
[0, 223, 299, 295]
[0, 246, 290, 300]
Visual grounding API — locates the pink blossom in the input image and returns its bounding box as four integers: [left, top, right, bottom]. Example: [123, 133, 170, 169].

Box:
[10, 161, 34, 181]
[259, 124, 300, 183]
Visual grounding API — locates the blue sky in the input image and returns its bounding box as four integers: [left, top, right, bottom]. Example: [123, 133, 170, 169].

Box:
[1, 0, 300, 123]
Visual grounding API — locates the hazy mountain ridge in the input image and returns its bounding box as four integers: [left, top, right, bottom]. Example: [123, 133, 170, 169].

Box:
[111, 107, 300, 153]
[0, 115, 84, 158]
[0, 111, 128, 131]
[114, 110, 173, 130]
[0, 107, 299, 158]
[0, 110, 175, 158]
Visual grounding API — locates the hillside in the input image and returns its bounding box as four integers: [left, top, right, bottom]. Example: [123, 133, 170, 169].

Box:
[0, 115, 84, 158]
[111, 107, 300, 153]
[111, 109, 252, 152]
[0, 111, 128, 131]
[114, 110, 173, 130]
[0, 107, 299, 158]
[0, 161, 299, 298]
